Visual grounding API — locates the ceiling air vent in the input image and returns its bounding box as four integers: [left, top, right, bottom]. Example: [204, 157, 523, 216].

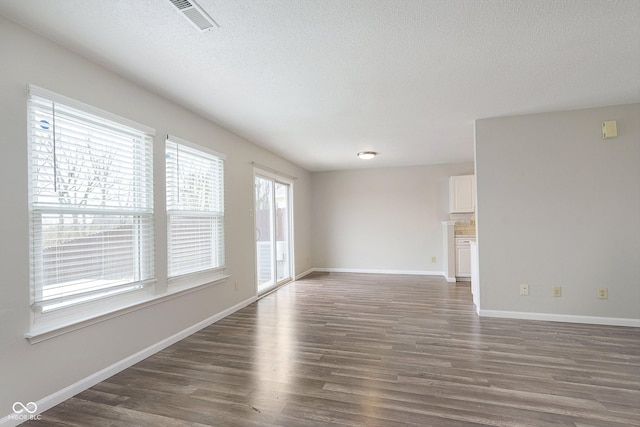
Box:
[169, 0, 219, 31]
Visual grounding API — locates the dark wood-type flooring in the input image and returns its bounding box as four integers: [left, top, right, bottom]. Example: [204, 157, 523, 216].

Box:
[29, 273, 640, 426]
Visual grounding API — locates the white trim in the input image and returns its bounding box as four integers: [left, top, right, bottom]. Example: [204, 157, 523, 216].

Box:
[479, 309, 640, 327]
[312, 267, 445, 276]
[166, 134, 226, 160]
[26, 275, 229, 344]
[250, 161, 297, 181]
[295, 268, 315, 280]
[445, 276, 457, 283]
[2, 295, 257, 427]
[167, 268, 227, 289]
[28, 84, 155, 135]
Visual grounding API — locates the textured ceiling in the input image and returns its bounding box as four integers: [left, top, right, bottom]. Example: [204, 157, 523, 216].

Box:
[1, 0, 639, 171]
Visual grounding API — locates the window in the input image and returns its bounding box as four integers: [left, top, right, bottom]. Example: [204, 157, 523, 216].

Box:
[28, 86, 155, 314]
[166, 136, 225, 279]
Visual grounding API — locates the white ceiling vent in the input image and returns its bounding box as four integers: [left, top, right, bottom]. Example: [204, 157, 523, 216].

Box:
[169, 0, 219, 31]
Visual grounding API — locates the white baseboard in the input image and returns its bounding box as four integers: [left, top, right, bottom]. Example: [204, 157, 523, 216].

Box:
[7, 277, 636, 427]
[295, 268, 315, 280]
[312, 267, 445, 276]
[0, 296, 257, 427]
[479, 309, 640, 327]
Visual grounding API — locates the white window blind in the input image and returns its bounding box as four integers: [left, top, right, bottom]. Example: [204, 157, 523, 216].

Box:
[28, 86, 155, 312]
[166, 136, 225, 278]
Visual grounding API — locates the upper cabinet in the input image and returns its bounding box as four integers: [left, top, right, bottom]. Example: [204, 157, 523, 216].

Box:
[449, 175, 476, 213]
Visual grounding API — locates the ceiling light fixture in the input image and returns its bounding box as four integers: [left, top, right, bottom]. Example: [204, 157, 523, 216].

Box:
[357, 151, 378, 160]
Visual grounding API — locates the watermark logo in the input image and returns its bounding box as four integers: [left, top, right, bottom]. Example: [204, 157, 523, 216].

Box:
[13, 402, 37, 414]
[9, 401, 41, 421]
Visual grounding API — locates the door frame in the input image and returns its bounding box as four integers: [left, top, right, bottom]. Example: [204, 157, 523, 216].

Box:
[252, 167, 295, 296]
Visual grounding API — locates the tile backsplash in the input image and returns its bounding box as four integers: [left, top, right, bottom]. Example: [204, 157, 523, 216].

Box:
[450, 213, 476, 236]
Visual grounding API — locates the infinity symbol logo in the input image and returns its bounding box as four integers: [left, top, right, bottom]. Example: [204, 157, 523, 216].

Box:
[12, 401, 38, 414]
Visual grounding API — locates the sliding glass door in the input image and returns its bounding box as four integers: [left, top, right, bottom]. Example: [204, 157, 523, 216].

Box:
[255, 171, 292, 294]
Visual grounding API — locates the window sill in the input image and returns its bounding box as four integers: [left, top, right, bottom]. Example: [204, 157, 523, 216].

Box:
[25, 274, 229, 344]
[167, 267, 227, 291]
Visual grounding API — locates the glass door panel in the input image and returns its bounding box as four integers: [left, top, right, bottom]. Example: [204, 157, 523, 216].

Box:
[255, 172, 292, 295]
[255, 175, 274, 292]
[275, 181, 290, 283]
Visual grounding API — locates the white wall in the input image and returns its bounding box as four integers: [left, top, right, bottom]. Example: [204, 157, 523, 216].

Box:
[311, 163, 474, 273]
[0, 16, 312, 416]
[475, 104, 640, 322]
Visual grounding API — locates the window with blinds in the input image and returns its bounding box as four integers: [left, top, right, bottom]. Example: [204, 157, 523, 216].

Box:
[28, 86, 155, 313]
[166, 136, 225, 279]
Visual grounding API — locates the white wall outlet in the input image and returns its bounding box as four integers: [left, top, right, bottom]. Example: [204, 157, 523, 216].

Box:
[598, 287, 608, 299]
[431, 256, 437, 263]
[519, 284, 529, 296]
[234, 281, 239, 291]
[553, 286, 562, 297]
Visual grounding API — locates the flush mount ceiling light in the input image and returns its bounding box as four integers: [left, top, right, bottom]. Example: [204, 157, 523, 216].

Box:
[357, 151, 378, 160]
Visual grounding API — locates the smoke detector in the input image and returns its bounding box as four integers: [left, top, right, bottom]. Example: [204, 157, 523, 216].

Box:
[169, 0, 219, 31]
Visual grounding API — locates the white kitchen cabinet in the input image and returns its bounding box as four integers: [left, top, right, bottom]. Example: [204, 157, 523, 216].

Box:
[455, 245, 472, 278]
[449, 175, 475, 213]
[455, 237, 474, 279]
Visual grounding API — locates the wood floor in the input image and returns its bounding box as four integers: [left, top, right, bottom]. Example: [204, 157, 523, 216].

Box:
[29, 273, 640, 426]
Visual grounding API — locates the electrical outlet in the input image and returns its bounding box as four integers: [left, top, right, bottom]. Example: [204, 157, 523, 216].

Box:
[234, 281, 239, 291]
[553, 286, 562, 297]
[519, 284, 529, 296]
[598, 287, 608, 299]
[431, 256, 437, 263]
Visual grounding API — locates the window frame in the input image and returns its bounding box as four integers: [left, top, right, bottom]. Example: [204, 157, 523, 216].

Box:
[27, 85, 156, 333]
[165, 135, 226, 290]
[24, 87, 230, 344]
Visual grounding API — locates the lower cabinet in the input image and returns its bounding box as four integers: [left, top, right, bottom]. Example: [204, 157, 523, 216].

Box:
[455, 238, 473, 279]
